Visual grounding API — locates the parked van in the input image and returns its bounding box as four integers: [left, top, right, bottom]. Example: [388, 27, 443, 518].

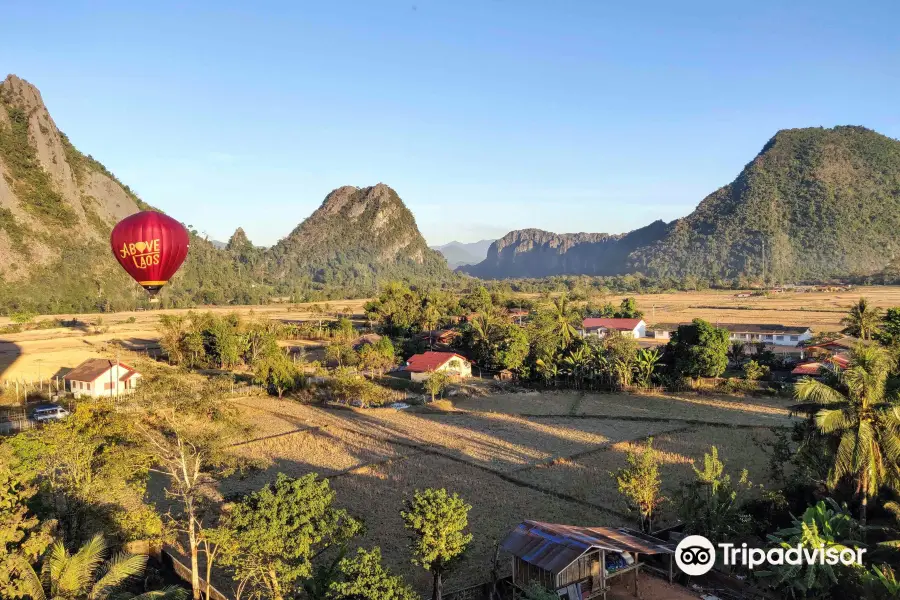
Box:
[31, 404, 70, 423]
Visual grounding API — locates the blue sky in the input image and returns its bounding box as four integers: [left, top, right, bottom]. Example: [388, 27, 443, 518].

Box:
[5, 1, 899, 246]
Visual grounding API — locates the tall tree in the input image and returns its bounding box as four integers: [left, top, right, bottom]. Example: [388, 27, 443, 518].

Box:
[253, 348, 300, 398]
[125, 375, 246, 600]
[218, 473, 361, 600]
[326, 548, 418, 600]
[793, 344, 900, 529]
[401, 489, 473, 600]
[0, 448, 54, 598]
[668, 319, 729, 378]
[547, 294, 580, 349]
[613, 438, 665, 533]
[841, 297, 881, 340]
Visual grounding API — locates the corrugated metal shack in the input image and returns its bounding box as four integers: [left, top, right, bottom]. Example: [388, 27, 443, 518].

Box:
[500, 521, 674, 600]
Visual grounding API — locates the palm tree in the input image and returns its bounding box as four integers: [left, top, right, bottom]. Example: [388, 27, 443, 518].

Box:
[468, 314, 496, 365]
[792, 344, 900, 529]
[16, 535, 187, 600]
[548, 294, 580, 348]
[841, 297, 881, 340]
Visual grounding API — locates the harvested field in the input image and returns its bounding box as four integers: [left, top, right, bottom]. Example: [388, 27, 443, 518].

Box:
[326, 453, 627, 592]
[453, 391, 797, 427]
[601, 286, 900, 331]
[254, 400, 685, 472]
[513, 425, 782, 524]
[215, 392, 787, 595]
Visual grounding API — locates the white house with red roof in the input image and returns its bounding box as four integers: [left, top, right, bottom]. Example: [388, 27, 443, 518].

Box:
[581, 318, 646, 339]
[402, 351, 472, 383]
[64, 359, 141, 398]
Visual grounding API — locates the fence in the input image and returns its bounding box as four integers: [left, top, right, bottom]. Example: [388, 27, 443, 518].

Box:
[1, 376, 66, 404]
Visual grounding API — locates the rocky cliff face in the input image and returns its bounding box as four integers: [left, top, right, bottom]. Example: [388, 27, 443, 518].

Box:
[462, 221, 667, 278]
[0, 74, 142, 281]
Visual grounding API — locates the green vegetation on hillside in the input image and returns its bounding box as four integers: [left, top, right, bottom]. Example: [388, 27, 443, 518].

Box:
[0, 96, 75, 224]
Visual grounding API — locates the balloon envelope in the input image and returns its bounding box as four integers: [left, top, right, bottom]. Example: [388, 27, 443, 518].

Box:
[110, 211, 190, 296]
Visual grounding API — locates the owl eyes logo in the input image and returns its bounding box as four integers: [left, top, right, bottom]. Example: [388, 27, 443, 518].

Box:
[675, 535, 716, 576]
[119, 239, 161, 269]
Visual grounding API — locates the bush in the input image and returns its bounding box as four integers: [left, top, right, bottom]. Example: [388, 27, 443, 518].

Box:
[743, 360, 770, 381]
[10, 309, 37, 324]
[329, 368, 393, 407]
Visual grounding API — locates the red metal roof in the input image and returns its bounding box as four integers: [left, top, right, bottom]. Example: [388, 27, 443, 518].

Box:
[404, 351, 469, 373]
[792, 362, 825, 376]
[582, 318, 643, 331]
[500, 521, 673, 575]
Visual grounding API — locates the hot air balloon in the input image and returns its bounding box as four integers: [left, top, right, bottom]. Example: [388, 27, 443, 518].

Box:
[110, 211, 190, 297]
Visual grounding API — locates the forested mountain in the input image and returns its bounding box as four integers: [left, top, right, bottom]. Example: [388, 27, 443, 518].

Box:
[432, 239, 495, 268]
[268, 184, 451, 292]
[631, 126, 900, 281]
[0, 75, 453, 314]
[465, 126, 900, 282]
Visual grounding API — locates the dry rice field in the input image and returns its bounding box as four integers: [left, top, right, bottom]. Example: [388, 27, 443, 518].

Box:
[217, 389, 798, 595]
[4, 285, 900, 383]
[604, 286, 900, 330]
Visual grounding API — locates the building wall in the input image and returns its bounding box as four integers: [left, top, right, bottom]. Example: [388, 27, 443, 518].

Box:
[728, 329, 812, 347]
[70, 366, 141, 398]
[410, 359, 472, 383]
[583, 321, 647, 339]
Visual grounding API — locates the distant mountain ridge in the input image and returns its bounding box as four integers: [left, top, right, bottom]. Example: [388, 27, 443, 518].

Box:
[464, 126, 900, 282]
[432, 239, 495, 268]
[462, 222, 667, 278]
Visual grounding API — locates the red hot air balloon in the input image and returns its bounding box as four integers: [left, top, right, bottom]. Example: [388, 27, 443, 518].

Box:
[110, 211, 190, 297]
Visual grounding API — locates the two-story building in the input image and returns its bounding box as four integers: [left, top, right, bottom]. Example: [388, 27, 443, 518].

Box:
[720, 324, 812, 347]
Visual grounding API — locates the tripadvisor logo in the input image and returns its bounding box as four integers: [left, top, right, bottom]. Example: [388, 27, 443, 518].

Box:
[675, 535, 866, 576]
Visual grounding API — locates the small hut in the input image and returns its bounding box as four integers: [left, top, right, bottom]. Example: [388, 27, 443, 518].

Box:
[500, 521, 674, 600]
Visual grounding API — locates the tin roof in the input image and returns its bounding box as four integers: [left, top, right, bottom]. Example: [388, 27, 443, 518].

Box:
[64, 359, 137, 382]
[404, 351, 470, 373]
[500, 521, 673, 574]
[792, 362, 825, 376]
[719, 323, 810, 335]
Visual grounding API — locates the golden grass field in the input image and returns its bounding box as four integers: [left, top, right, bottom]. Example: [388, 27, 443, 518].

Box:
[3, 284, 898, 384]
[216, 391, 798, 594]
[0, 299, 367, 383]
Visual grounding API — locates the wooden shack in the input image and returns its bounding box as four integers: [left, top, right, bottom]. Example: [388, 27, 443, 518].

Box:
[500, 521, 674, 600]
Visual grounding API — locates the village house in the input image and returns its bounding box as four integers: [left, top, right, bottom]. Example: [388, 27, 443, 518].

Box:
[402, 351, 472, 382]
[721, 324, 813, 347]
[64, 359, 141, 398]
[648, 323, 812, 347]
[501, 521, 674, 600]
[581, 318, 646, 339]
